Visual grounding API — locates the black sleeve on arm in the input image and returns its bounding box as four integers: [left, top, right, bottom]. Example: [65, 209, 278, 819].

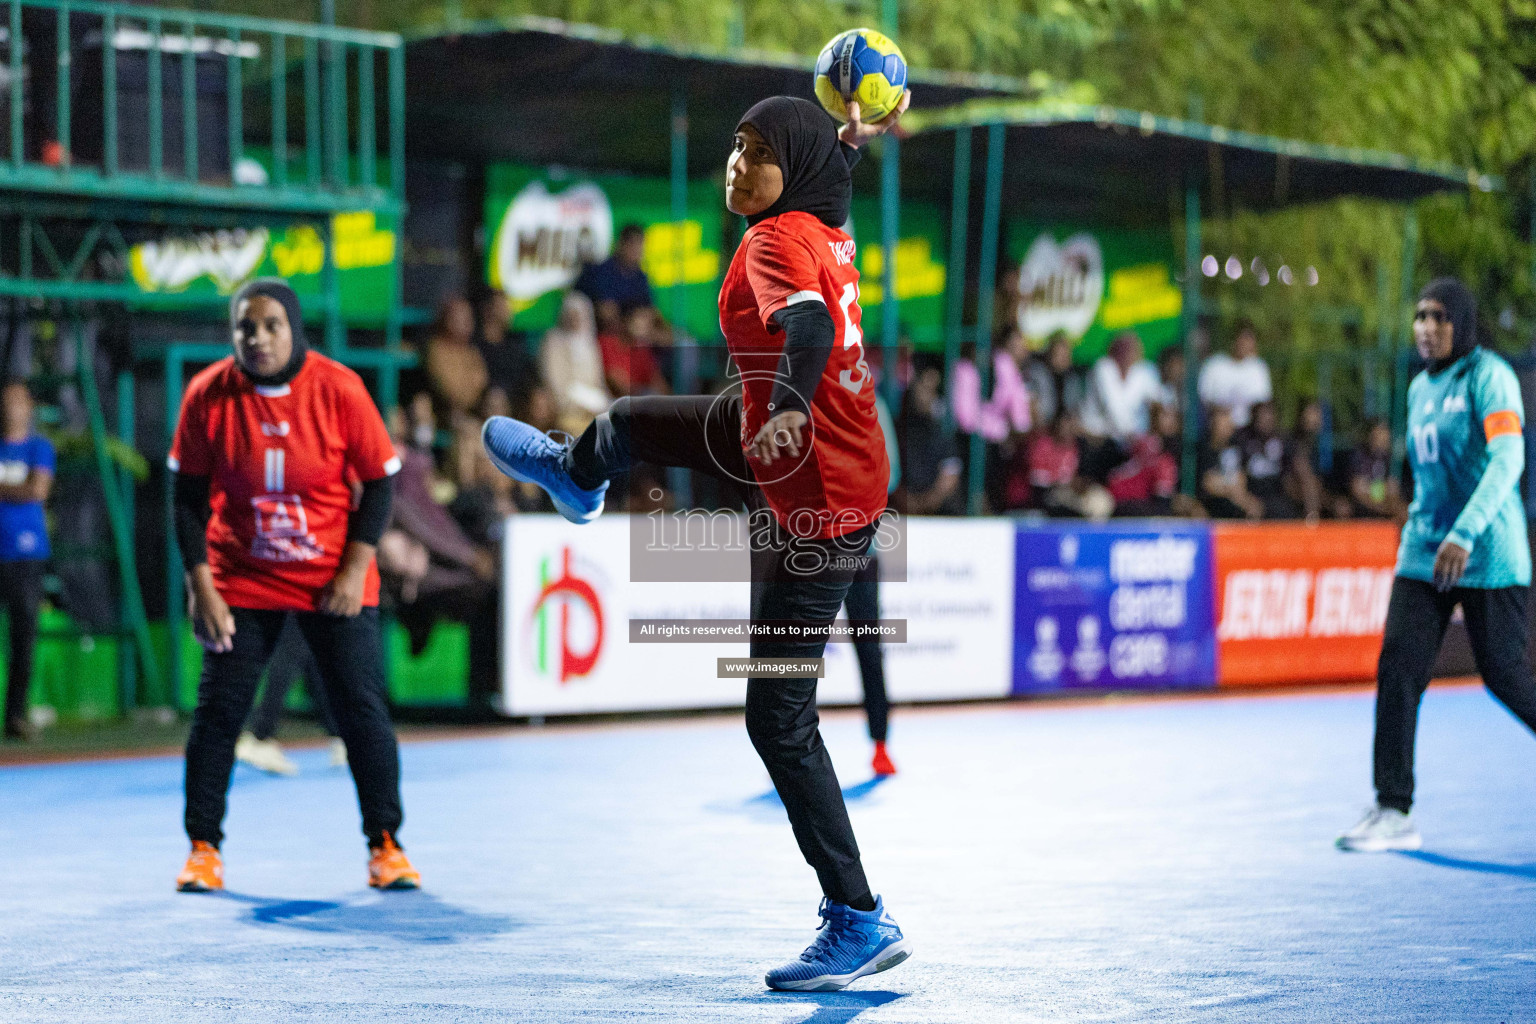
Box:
[347, 475, 394, 546]
[841, 141, 862, 172]
[172, 472, 212, 567]
[768, 301, 838, 417]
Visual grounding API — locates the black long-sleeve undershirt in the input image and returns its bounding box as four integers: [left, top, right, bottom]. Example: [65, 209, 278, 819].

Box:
[347, 476, 394, 546]
[172, 472, 212, 567]
[767, 301, 837, 418]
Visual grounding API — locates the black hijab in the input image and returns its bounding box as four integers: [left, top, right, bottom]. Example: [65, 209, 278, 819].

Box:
[1419, 277, 1477, 374]
[230, 278, 309, 387]
[736, 96, 854, 229]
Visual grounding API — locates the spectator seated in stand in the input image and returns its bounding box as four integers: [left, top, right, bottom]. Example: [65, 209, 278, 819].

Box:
[893, 363, 963, 516]
[375, 404, 501, 712]
[950, 327, 1033, 442]
[1198, 320, 1272, 429]
[540, 291, 612, 437]
[423, 295, 487, 427]
[405, 391, 440, 456]
[600, 305, 672, 398]
[1235, 400, 1319, 520]
[1080, 331, 1163, 479]
[1156, 345, 1188, 415]
[475, 288, 537, 409]
[575, 222, 654, 334]
[1108, 403, 1202, 518]
[1008, 411, 1114, 521]
[1343, 418, 1408, 521]
[1289, 399, 1340, 513]
[1024, 331, 1087, 427]
[1197, 405, 1264, 520]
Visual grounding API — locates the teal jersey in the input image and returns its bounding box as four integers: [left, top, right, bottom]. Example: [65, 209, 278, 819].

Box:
[1398, 347, 1530, 588]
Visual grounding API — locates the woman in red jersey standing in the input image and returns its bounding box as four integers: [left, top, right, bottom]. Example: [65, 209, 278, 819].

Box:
[483, 94, 911, 991]
[169, 279, 419, 893]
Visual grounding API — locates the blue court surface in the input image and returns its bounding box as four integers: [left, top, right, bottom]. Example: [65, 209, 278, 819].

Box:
[2, 684, 1533, 1023]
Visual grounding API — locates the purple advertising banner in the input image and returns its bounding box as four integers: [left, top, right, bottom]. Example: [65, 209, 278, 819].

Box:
[1013, 522, 1217, 693]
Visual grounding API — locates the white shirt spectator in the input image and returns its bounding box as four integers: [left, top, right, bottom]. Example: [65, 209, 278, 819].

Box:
[1081, 355, 1163, 441]
[1198, 353, 1272, 428]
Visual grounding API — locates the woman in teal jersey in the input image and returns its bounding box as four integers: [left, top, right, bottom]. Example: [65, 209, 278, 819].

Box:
[1338, 277, 1536, 852]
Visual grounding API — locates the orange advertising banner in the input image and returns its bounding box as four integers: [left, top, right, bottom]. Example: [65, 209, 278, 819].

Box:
[1213, 522, 1400, 687]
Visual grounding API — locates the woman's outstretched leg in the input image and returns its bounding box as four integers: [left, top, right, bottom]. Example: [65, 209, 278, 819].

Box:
[485, 395, 750, 520]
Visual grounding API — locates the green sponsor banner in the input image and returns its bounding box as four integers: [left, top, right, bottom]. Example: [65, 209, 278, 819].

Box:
[847, 197, 948, 350]
[485, 164, 951, 346]
[127, 211, 397, 325]
[1008, 223, 1182, 362]
[124, 149, 398, 324]
[484, 163, 725, 342]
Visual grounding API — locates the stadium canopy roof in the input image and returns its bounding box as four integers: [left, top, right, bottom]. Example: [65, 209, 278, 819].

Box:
[402, 17, 1024, 176]
[897, 100, 1500, 225]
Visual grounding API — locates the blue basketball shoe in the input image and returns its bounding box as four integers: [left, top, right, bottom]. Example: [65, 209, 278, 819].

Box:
[481, 416, 609, 524]
[764, 896, 912, 992]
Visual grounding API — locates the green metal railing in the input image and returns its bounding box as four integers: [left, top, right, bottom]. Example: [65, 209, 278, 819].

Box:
[0, 0, 403, 207]
[0, 0, 406, 323]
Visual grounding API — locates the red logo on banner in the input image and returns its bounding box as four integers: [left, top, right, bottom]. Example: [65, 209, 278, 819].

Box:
[530, 546, 605, 684]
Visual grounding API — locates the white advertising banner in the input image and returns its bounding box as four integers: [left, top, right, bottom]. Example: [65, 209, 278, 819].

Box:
[501, 515, 1015, 715]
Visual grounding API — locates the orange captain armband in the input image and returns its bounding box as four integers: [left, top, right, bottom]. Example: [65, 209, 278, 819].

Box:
[1483, 410, 1522, 440]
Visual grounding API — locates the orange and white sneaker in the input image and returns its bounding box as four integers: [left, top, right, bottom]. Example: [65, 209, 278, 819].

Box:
[368, 832, 421, 890]
[176, 841, 224, 892]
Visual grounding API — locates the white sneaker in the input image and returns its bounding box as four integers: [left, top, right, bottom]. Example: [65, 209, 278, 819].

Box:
[1336, 805, 1422, 852]
[235, 731, 299, 777]
[328, 738, 348, 768]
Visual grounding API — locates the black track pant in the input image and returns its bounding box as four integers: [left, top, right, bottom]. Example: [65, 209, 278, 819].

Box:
[844, 552, 889, 743]
[570, 395, 877, 908]
[185, 607, 403, 848]
[0, 559, 42, 730]
[248, 614, 338, 741]
[1374, 576, 1536, 812]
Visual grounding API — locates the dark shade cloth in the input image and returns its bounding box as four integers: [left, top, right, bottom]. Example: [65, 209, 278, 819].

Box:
[229, 278, 309, 388]
[737, 96, 854, 230]
[1420, 277, 1477, 374]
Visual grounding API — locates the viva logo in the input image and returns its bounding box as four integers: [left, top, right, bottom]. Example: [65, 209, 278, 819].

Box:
[530, 546, 605, 684]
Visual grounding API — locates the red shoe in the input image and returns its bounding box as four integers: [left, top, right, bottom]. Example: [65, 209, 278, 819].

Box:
[368, 832, 421, 890]
[176, 841, 224, 892]
[871, 741, 897, 777]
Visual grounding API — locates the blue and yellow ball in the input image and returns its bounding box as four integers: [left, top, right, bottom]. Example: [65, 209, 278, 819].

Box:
[813, 28, 908, 124]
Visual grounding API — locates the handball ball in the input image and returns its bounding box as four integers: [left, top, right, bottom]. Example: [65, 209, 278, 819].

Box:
[814, 28, 908, 124]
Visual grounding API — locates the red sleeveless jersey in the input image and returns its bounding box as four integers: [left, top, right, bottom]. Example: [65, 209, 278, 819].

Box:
[168, 353, 400, 611]
[718, 210, 890, 539]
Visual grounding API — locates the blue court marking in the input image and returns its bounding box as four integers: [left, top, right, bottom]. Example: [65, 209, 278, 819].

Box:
[1, 686, 1533, 1022]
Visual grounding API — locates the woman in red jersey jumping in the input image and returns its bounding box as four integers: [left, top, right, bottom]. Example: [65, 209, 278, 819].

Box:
[484, 93, 911, 992]
[169, 279, 419, 893]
